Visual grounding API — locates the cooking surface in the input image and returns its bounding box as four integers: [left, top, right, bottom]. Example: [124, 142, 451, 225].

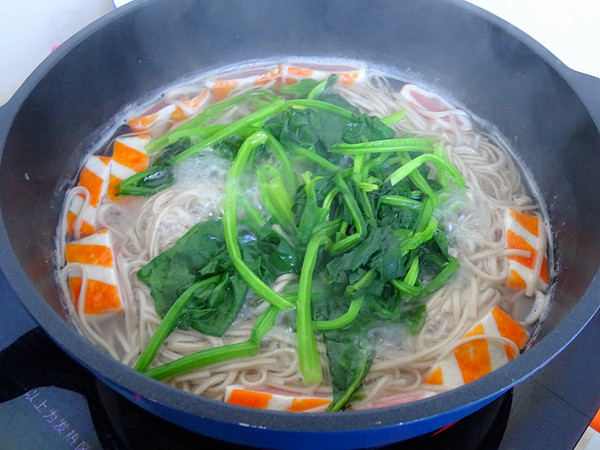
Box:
[1, 1, 599, 448]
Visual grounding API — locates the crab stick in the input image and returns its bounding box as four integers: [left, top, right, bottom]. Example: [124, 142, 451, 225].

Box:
[253, 65, 283, 86]
[209, 80, 241, 102]
[400, 84, 472, 131]
[505, 209, 549, 294]
[128, 104, 177, 133]
[423, 306, 529, 388]
[128, 90, 210, 132]
[65, 229, 123, 316]
[108, 135, 151, 200]
[281, 63, 365, 86]
[224, 386, 332, 412]
[206, 64, 365, 100]
[67, 155, 112, 237]
[170, 90, 209, 122]
[207, 65, 282, 101]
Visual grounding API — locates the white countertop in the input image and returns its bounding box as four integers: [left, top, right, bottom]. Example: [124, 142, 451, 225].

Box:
[466, 0, 600, 78]
[1, 0, 599, 106]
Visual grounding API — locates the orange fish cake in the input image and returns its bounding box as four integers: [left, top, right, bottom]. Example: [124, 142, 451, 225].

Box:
[67, 155, 112, 237]
[505, 209, 549, 293]
[65, 229, 123, 316]
[423, 307, 529, 388]
[225, 386, 331, 412]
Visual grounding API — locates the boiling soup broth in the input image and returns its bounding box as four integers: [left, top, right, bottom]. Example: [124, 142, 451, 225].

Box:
[57, 61, 552, 412]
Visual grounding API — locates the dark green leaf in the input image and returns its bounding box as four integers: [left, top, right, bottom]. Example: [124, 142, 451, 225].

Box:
[154, 137, 192, 166]
[322, 325, 373, 412]
[342, 114, 396, 144]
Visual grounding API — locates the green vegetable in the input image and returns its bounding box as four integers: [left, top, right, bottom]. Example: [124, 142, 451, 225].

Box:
[222, 131, 295, 311]
[117, 98, 285, 196]
[134, 276, 222, 372]
[137, 219, 251, 336]
[387, 153, 465, 188]
[131, 76, 465, 410]
[323, 327, 373, 412]
[144, 306, 279, 380]
[313, 297, 363, 331]
[145, 90, 279, 154]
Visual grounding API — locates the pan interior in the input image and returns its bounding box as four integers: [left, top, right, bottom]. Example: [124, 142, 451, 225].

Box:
[1, 0, 599, 440]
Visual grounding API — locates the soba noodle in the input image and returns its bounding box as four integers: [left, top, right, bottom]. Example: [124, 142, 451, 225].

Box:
[57, 63, 550, 410]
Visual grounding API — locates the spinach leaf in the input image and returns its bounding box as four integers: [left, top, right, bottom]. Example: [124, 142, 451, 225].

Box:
[153, 137, 193, 166]
[212, 135, 245, 161]
[323, 326, 374, 412]
[130, 82, 465, 406]
[116, 138, 194, 196]
[295, 173, 331, 251]
[280, 108, 351, 159]
[137, 218, 291, 337]
[137, 219, 247, 336]
[342, 114, 396, 144]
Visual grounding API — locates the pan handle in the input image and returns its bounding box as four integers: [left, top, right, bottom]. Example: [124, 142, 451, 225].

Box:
[564, 68, 600, 125]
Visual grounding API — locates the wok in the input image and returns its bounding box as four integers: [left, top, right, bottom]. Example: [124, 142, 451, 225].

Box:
[1, 0, 599, 448]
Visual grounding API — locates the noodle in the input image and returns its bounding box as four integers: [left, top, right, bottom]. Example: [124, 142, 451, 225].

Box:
[57, 64, 550, 409]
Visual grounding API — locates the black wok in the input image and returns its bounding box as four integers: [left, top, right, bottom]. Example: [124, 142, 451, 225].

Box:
[1, 0, 599, 448]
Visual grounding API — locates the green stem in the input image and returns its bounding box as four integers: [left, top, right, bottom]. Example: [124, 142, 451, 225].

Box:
[394, 153, 436, 200]
[239, 197, 265, 232]
[296, 232, 328, 383]
[392, 279, 422, 298]
[265, 132, 298, 195]
[322, 187, 340, 211]
[173, 99, 285, 163]
[381, 109, 406, 125]
[359, 188, 376, 229]
[330, 233, 361, 253]
[144, 306, 279, 380]
[345, 268, 377, 298]
[291, 146, 339, 171]
[352, 154, 365, 182]
[421, 256, 459, 296]
[404, 257, 420, 287]
[250, 305, 280, 342]
[392, 256, 459, 299]
[415, 197, 435, 233]
[134, 276, 221, 372]
[223, 131, 294, 311]
[163, 124, 227, 146]
[256, 165, 297, 234]
[358, 182, 379, 192]
[387, 154, 465, 188]
[433, 144, 451, 188]
[286, 99, 354, 120]
[379, 195, 422, 209]
[335, 173, 366, 237]
[313, 297, 364, 331]
[146, 90, 276, 154]
[145, 342, 258, 380]
[399, 217, 438, 256]
[330, 173, 367, 253]
[332, 138, 436, 154]
[307, 78, 330, 100]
